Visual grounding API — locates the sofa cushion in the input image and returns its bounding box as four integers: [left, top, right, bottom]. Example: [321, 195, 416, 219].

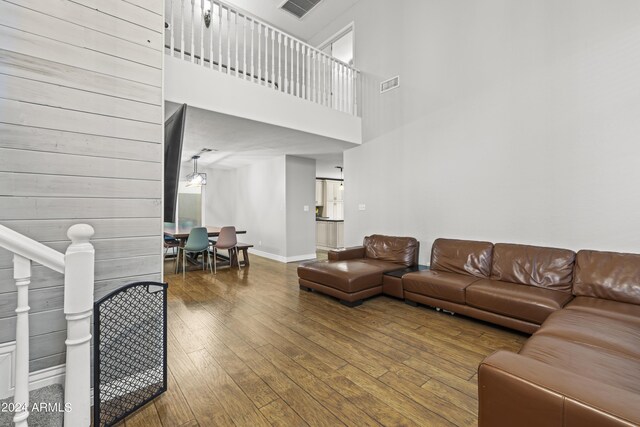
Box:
[430, 238, 493, 278]
[573, 250, 640, 305]
[466, 279, 573, 324]
[490, 243, 575, 291]
[403, 270, 481, 304]
[519, 334, 640, 394]
[363, 235, 419, 267]
[536, 309, 640, 358]
[297, 259, 398, 294]
[565, 296, 640, 325]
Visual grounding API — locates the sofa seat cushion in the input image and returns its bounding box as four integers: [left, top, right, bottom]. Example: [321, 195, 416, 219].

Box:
[297, 260, 396, 294]
[465, 279, 573, 324]
[358, 258, 411, 273]
[565, 296, 640, 325]
[519, 334, 640, 394]
[403, 270, 481, 303]
[537, 309, 640, 358]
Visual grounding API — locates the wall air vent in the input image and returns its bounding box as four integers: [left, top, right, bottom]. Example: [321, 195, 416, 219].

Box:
[380, 76, 400, 93]
[279, 0, 323, 19]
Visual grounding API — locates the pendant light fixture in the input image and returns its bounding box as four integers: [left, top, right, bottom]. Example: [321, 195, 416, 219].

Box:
[186, 155, 207, 187]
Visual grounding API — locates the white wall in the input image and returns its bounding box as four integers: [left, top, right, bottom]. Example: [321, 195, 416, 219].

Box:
[203, 156, 317, 262]
[308, 0, 640, 262]
[286, 156, 317, 260]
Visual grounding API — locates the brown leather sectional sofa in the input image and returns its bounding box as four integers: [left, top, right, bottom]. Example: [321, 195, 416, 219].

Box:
[297, 234, 419, 306]
[404, 238, 640, 426]
[297, 236, 640, 426]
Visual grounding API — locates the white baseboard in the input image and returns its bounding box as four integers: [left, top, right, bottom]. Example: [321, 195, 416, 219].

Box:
[0, 341, 67, 399]
[248, 249, 317, 263]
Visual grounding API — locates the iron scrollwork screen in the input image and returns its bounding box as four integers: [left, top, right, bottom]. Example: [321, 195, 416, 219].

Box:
[93, 282, 168, 427]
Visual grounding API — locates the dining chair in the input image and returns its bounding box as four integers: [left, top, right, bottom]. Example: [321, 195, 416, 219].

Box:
[163, 235, 179, 261]
[176, 227, 212, 278]
[211, 226, 240, 274]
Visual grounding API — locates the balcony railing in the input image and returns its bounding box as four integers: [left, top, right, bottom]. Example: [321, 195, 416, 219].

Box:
[166, 0, 359, 116]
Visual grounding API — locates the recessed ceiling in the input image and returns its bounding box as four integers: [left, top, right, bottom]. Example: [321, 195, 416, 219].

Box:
[165, 102, 356, 171]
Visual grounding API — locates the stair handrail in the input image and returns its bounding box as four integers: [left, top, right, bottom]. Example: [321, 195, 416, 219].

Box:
[0, 223, 95, 427]
[0, 225, 64, 273]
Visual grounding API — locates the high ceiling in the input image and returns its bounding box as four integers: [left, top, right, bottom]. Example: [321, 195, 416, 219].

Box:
[165, 102, 355, 171]
[222, 0, 361, 41]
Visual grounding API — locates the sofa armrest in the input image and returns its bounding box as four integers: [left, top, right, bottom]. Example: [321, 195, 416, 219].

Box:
[478, 350, 640, 427]
[328, 246, 366, 261]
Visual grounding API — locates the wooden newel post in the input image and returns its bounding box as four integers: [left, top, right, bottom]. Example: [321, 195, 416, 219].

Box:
[63, 224, 95, 427]
[13, 255, 31, 427]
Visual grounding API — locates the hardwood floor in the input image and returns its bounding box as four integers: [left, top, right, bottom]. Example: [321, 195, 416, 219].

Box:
[116, 254, 527, 427]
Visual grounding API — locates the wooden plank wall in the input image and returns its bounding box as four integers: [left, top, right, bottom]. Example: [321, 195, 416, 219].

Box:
[0, 0, 164, 372]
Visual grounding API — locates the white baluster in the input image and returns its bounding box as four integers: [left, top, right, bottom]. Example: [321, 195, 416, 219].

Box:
[234, 11, 239, 76]
[296, 42, 300, 97]
[311, 50, 316, 102]
[208, 0, 213, 68]
[271, 30, 275, 89]
[217, 3, 222, 71]
[354, 70, 358, 116]
[283, 37, 288, 93]
[243, 15, 247, 78]
[258, 24, 262, 84]
[250, 19, 254, 81]
[12, 255, 30, 427]
[324, 55, 328, 106]
[226, 7, 230, 73]
[278, 33, 282, 91]
[180, 0, 185, 60]
[290, 38, 294, 94]
[339, 64, 344, 112]
[199, 0, 204, 65]
[190, 0, 195, 62]
[63, 224, 95, 427]
[264, 27, 268, 85]
[170, 0, 174, 57]
[301, 45, 306, 99]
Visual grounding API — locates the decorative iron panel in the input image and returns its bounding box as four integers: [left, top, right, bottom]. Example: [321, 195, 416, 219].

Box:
[93, 282, 168, 427]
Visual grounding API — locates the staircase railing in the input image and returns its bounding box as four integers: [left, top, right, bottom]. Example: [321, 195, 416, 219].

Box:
[166, 0, 360, 116]
[0, 224, 95, 427]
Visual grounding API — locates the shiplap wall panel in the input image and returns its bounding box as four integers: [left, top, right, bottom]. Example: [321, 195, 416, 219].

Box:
[10, 0, 163, 49]
[0, 99, 161, 142]
[1, 74, 161, 123]
[0, 26, 161, 84]
[0, 309, 66, 343]
[0, 198, 161, 220]
[0, 172, 161, 199]
[71, 0, 164, 32]
[0, 124, 162, 162]
[0, 0, 163, 370]
[123, 0, 164, 15]
[0, 218, 162, 241]
[0, 236, 162, 268]
[0, 49, 161, 105]
[0, 149, 160, 181]
[0, 2, 162, 68]
[0, 256, 162, 318]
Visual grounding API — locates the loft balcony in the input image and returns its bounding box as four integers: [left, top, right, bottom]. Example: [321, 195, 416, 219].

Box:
[164, 0, 362, 144]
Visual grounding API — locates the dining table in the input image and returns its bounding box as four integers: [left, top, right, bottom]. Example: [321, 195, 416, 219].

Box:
[164, 225, 247, 269]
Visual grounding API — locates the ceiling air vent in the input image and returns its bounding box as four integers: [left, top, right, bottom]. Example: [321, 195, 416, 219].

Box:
[380, 76, 400, 93]
[279, 0, 323, 19]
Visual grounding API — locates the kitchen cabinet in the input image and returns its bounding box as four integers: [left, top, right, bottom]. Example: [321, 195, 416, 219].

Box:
[316, 220, 344, 250]
[315, 180, 325, 206]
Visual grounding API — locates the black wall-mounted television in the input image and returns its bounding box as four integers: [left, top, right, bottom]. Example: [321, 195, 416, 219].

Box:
[164, 104, 187, 223]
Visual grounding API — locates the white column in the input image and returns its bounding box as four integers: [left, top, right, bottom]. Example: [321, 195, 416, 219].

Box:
[12, 255, 30, 427]
[190, 0, 195, 62]
[63, 224, 95, 427]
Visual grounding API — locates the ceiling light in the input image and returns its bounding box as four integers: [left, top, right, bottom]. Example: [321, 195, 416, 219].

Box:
[186, 155, 207, 187]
